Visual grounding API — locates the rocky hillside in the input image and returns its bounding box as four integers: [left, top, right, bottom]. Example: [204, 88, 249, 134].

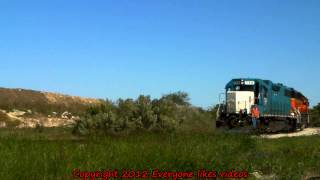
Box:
[0, 87, 101, 128]
[0, 87, 100, 115]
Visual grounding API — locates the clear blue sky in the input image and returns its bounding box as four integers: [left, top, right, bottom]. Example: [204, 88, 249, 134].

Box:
[0, 0, 319, 107]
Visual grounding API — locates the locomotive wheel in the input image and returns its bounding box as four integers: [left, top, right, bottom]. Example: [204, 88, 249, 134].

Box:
[291, 118, 298, 132]
[245, 117, 252, 126]
[216, 120, 224, 128]
[228, 116, 238, 129]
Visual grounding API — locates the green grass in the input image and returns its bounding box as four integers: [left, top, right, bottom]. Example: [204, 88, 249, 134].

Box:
[0, 128, 319, 180]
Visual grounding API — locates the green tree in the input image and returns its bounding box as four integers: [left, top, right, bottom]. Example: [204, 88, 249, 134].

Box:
[310, 103, 320, 127]
[161, 91, 190, 106]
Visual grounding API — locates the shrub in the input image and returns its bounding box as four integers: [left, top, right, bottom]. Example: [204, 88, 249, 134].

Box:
[72, 92, 213, 135]
[161, 91, 191, 106]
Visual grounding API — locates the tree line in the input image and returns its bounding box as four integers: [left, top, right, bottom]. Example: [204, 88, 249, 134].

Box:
[73, 92, 216, 135]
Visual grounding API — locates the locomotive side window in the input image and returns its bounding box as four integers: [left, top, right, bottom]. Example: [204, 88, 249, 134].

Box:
[263, 86, 268, 98]
[272, 85, 280, 91]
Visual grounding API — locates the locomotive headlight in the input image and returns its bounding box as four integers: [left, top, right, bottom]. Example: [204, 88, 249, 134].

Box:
[291, 113, 295, 116]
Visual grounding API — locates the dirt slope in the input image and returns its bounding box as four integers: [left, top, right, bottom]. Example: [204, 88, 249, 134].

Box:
[0, 87, 101, 115]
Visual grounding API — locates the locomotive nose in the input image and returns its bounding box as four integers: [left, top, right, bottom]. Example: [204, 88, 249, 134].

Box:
[227, 91, 255, 114]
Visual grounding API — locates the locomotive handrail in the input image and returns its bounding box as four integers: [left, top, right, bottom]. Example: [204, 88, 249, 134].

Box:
[218, 92, 225, 103]
[216, 92, 226, 121]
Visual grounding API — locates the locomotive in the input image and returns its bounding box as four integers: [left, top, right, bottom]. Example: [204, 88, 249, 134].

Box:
[216, 78, 309, 132]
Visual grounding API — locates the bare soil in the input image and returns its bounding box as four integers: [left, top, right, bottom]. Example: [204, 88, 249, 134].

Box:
[261, 128, 320, 139]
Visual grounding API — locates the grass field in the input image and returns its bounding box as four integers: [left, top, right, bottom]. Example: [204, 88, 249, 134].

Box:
[0, 128, 319, 180]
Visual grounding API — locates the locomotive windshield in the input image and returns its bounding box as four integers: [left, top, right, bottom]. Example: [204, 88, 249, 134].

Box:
[227, 80, 256, 92]
[228, 85, 254, 91]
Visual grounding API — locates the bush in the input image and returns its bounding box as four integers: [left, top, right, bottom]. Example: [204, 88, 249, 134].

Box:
[161, 91, 191, 106]
[73, 92, 215, 135]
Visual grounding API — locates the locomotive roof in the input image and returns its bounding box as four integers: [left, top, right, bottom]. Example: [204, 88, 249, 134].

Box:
[226, 78, 308, 101]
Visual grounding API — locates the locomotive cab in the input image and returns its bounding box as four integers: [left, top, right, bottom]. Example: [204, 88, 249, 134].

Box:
[226, 79, 257, 115]
[217, 79, 260, 128]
